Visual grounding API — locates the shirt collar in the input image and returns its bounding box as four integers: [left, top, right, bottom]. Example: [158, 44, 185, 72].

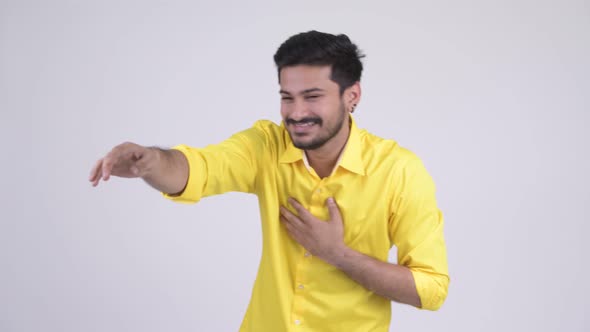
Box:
[279, 115, 366, 176]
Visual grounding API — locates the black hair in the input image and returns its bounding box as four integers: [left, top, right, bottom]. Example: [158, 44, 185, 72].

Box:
[273, 30, 365, 94]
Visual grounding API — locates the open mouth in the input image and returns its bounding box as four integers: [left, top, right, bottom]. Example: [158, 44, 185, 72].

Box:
[293, 122, 316, 127]
[290, 121, 318, 134]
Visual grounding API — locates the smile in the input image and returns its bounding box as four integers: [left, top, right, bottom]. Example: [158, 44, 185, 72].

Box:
[293, 122, 316, 127]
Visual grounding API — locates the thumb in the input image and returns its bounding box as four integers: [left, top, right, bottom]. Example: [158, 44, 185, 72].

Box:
[130, 147, 153, 177]
[130, 165, 140, 176]
[326, 197, 342, 223]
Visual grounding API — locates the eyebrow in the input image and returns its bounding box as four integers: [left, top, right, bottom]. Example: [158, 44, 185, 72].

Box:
[279, 88, 325, 95]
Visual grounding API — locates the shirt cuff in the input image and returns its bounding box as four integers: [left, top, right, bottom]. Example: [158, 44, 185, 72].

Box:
[411, 269, 450, 311]
[161, 144, 207, 204]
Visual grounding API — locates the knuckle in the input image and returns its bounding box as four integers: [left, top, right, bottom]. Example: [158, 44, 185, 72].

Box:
[123, 141, 138, 150]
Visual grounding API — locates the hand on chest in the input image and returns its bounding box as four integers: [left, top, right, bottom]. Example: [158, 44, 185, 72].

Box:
[278, 168, 391, 249]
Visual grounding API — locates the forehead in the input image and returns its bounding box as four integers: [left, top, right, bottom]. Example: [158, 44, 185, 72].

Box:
[279, 65, 338, 93]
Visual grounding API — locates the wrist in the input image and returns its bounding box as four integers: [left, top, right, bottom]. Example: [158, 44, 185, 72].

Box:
[324, 244, 354, 268]
[142, 147, 163, 179]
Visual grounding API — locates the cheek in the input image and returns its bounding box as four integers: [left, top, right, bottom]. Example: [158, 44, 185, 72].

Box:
[280, 105, 289, 119]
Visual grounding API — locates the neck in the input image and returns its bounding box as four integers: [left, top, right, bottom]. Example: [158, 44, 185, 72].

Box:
[305, 118, 351, 178]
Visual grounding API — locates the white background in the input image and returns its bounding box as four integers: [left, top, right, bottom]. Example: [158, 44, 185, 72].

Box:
[1, 0, 588, 331]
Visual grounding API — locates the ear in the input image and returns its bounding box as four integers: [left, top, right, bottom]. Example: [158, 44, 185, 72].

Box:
[344, 82, 362, 113]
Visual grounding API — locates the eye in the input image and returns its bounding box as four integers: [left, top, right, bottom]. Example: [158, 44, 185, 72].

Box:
[305, 95, 321, 100]
[281, 96, 293, 102]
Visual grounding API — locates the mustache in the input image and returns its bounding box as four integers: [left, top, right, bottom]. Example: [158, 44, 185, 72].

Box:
[286, 117, 322, 126]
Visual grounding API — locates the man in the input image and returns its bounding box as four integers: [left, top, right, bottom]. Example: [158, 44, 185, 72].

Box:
[89, 31, 449, 331]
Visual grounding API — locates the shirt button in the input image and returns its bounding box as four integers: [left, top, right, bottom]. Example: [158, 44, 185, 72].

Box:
[304, 252, 311, 257]
[316, 189, 322, 193]
[294, 319, 301, 325]
[298, 284, 304, 289]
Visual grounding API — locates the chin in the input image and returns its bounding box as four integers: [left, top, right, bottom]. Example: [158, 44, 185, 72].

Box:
[293, 139, 326, 150]
[292, 140, 311, 149]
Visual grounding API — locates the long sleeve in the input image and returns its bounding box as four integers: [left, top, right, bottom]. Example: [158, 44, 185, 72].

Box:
[388, 158, 450, 310]
[162, 121, 270, 204]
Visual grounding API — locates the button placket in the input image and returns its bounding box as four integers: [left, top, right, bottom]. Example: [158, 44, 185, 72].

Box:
[290, 179, 330, 329]
[291, 242, 312, 329]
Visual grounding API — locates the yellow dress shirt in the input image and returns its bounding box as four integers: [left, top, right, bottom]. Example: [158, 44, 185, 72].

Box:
[163, 116, 449, 332]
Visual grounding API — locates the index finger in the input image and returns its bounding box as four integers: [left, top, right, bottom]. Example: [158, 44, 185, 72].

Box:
[89, 158, 104, 186]
[101, 151, 116, 181]
[288, 198, 313, 219]
[101, 147, 126, 181]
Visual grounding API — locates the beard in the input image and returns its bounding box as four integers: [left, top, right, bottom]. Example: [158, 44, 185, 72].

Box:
[286, 102, 347, 150]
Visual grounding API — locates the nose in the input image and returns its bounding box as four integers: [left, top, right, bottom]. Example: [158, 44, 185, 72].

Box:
[287, 99, 312, 121]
